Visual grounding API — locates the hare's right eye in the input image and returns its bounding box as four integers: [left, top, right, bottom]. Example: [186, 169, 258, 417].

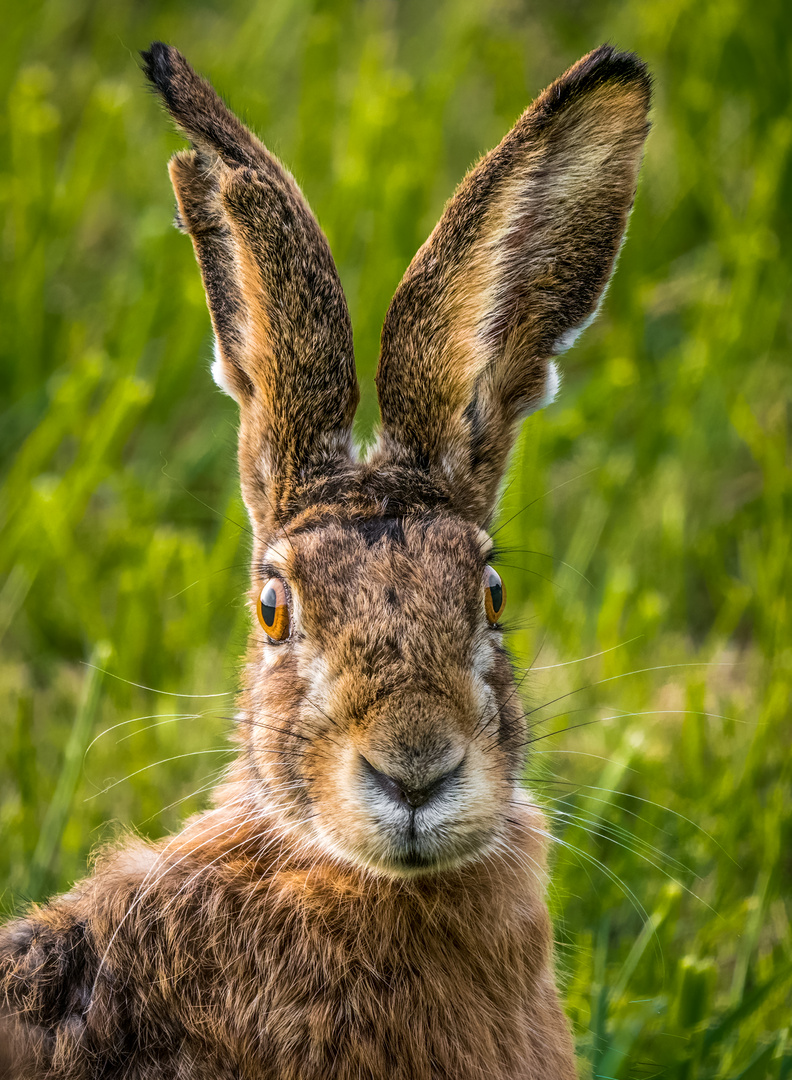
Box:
[257, 578, 290, 642]
[484, 565, 506, 624]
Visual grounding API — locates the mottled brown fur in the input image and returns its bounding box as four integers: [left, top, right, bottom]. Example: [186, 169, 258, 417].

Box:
[1, 42, 651, 1078]
[374, 49, 651, 524]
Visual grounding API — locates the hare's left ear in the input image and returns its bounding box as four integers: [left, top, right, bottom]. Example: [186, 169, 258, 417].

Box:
[372, 45, 651, 525]
[142, 44, 358, 536]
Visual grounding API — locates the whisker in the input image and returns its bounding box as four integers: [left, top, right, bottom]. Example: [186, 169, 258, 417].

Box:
[302, 694, 343, 731]
[159, 463, 255, 541]
[528, 822, 655, 929]
[116, 715, 207, 744]
[491, 466, 600, 537]
[84, 749, 236, 799]
[136, 769, 230, 825]
[493, 561, 569, 593]
[517, 637, 642, 672]
[84, 712, 201, 755]
[524, 661, 743, 719]
[527, 747, 637, 771]
[543, 807, 717, 913]
[546, 782, 739, 867]
[166, 563, 249, 601]
[516, 705, 750, 754]
[81, 665, 236, 700]
[543, 805, 693, 877]
[494, 546, 594, 588]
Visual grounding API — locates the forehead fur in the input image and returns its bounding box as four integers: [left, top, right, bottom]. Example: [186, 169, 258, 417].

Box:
[270, 515, 488, 600]
[253, 512, 500, 719]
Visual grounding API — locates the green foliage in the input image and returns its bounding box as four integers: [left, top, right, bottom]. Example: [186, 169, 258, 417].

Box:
[1, 0, 789, 1075]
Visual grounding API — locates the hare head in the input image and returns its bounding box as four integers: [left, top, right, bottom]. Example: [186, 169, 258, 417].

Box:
[143, 42, 650, 878]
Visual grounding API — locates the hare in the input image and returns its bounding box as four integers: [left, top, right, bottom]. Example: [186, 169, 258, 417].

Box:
[0, 42, 650, 1079]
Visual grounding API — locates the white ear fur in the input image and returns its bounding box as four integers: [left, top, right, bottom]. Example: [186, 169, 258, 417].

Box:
[211, 338, 241, 402]
[524, 360, 561, 417]
[551, 305, 602, 356]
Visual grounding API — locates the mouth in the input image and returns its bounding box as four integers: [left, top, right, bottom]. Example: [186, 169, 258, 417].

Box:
[386, 843, 441, 872]
[364, 795, 495, 876]
[369, 823, 495, 876]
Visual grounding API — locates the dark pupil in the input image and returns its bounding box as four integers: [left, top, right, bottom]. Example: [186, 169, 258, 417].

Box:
[489, 581, 503, 614]
[261, 585, 278, 628]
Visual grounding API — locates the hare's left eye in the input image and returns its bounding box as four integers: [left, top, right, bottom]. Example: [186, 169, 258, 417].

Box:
[257, 578, 290, 642]
[484, 566, 506, 624]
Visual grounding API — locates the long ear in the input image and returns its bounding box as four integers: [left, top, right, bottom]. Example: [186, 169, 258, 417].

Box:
[142, 43, 359, 535]
[372, 45, 651, 525]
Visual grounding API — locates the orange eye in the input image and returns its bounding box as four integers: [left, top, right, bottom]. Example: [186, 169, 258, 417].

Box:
[484, 566, 506, 624]
[257, 578, 290, 642]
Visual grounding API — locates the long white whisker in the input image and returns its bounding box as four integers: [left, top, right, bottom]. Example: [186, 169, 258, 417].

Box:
[517, 637, 642, 672]
[84, 712, 201, 755]
[557, 784, 739, 865]
[543, 805, 694, 878]
[81, 664, 236, 699]
[525, 662, 744, 718]
[84, 749, 237, 800]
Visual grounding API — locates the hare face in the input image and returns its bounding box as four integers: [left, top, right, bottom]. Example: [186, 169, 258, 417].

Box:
[242, 513, 523, 875]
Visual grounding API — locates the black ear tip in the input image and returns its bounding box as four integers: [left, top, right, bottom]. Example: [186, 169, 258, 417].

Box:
[546, 43, 652, 117]
[579, 42, 653, 98]
[140, 41, 178, 93]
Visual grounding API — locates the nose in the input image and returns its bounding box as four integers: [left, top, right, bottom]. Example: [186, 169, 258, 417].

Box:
[361, 754, 464, 811]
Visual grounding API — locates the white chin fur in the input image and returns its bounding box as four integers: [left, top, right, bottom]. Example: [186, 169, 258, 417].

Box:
[211, 339, 241, 402]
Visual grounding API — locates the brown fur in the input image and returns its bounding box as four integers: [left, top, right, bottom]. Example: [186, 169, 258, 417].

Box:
[1, 42, 651, 1078]
[374, 48, 651, 524]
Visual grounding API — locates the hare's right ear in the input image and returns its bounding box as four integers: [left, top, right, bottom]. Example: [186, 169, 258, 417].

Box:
[372, 45, 651, 525]
[142, 44, 358, 535]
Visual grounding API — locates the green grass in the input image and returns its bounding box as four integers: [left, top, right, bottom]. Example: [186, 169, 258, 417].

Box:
[1, 0, 790, 1076]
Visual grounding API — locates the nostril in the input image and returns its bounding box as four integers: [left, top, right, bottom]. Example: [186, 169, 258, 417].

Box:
[402, 786, 433, 810]
[360, 755, 464, 811]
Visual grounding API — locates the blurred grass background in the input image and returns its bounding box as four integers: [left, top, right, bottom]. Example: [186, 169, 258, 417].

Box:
[1, 0, 790, 1075]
